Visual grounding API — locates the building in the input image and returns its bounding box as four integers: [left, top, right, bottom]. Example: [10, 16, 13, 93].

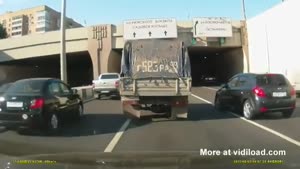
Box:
[0, 5, 82, 38]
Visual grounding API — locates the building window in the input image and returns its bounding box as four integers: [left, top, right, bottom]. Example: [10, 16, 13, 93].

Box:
[37, 16, 45, 20]
[2, 20, 6, 27]
[12, 20, 22, 25]
[36, 27, 46, 32]
[12, 32, 22, 36]
[12, 26, 22, 30]
[12, 16, 22, 20]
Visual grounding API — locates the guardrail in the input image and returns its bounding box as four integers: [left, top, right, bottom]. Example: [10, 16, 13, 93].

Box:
[72, 85, 95, 102]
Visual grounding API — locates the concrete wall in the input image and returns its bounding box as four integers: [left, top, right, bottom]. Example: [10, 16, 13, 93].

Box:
[0, 20, 243, 82]
[87, 25, 113, 79]
[247, 0, 300, 74]
[0, 27, 88, 62]
[112, 20, 242, 49]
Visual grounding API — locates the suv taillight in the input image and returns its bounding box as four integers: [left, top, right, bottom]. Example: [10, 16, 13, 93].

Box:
[30, 98, 44, 109]
[115, 81, 119, 88]
[252, 86, 266, 97]
[291, 87, 296, 96]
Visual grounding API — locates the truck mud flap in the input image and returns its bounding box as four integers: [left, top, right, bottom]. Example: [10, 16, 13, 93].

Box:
[171, 107, 188, 119]
[122, 100, 141, 119]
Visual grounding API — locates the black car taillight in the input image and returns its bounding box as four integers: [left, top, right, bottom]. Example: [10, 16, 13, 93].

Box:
[291, 87, 296, 96]
[30, 98, 44, 109]
[252, 86, 266, 97]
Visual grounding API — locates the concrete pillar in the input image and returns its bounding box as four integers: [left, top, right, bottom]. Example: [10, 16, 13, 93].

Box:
[241, 21, 250, 73]
[88, 25, 113, 80]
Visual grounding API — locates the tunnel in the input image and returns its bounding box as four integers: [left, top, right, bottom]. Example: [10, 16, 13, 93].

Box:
[0, 51, 93, 87]
[188, 46, 244, 86]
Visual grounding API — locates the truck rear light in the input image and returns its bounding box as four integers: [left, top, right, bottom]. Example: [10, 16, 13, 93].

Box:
[30, 98, 44, 109]
[252, 86, 266, 97]
[122, 100, 139, 106]
[259, 107, 268, 112]
[171, 100, 188, 107]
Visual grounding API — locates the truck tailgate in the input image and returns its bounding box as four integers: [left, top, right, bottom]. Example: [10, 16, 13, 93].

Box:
[120, 78, 191, 96]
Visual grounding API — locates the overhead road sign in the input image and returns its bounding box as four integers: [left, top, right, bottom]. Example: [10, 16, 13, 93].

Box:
[193, 17, 232, 37]
[123, 18, 178, 40]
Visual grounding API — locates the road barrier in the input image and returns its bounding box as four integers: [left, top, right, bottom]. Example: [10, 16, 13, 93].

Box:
[72, 86, 95, 101]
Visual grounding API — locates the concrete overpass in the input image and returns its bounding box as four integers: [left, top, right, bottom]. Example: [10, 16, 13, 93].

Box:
[0, 20, 245, 86]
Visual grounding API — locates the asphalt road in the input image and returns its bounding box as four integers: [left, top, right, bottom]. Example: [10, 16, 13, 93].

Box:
[0, 87, 299, 168]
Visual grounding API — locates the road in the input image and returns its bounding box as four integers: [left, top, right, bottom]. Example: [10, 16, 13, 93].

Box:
[0, 87, 299, 167]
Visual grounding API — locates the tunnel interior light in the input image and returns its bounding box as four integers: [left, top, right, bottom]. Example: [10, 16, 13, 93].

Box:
[0, 97, 5, 102]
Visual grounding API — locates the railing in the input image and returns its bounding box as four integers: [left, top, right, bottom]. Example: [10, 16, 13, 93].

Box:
[120, 77, 192, 96]
[72, 85, 95, 101]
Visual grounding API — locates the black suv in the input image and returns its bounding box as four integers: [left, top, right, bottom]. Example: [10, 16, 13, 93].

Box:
[214, 73, 296, 119]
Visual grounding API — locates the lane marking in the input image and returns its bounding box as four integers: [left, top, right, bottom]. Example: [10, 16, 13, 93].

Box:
[191, 94, 213, 104]
[202, 86, 219, 91]
[104, 119, 131, 152]
[191, 93, 300, 147]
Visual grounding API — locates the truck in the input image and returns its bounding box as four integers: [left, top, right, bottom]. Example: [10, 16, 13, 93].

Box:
[119, 39, 192, 120]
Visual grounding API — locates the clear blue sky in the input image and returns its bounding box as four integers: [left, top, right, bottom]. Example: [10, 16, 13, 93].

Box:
[0, 0, 283, 26]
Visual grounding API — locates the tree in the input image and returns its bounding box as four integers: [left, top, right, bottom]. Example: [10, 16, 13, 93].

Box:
[0, 24, 7, 39]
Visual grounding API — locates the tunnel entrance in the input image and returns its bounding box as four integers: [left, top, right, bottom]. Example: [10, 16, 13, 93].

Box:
[0, 51, 93, 87]
[188, 46, 244, 86]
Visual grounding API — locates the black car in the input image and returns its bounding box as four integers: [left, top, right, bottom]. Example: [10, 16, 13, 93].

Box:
[214, 73, 296, 119]
[0, 78, 83, 133]
[0, 82, 13, 96]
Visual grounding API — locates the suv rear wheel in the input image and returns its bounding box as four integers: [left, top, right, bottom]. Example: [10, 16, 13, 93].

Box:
[243, 100, 255, 120]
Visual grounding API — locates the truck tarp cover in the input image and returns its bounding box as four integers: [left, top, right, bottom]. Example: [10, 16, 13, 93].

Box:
[121, 39, 191, 78]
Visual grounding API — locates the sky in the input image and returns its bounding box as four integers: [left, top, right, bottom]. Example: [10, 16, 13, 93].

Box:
[0, 0, 283, 26]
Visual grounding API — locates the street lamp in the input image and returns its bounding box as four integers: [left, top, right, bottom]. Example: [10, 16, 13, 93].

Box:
[60, 0, 67, 83]
[241, 0, 250, 73]
[242, 0, 247, 20]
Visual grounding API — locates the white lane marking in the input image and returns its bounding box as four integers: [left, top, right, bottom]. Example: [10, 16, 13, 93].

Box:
[191, 93, 300, 147]
[228, 112, 300, 147]
[191, 94, 212, 104]
[202, 86, 219, 91]
[104, 119, 131, 152]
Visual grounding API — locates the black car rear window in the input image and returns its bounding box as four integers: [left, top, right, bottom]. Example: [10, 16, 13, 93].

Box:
[101, 74, 119, 79]
[256, 74, 288, 86]
[0, 83, 12, 93]
[6, 80, 45, 94]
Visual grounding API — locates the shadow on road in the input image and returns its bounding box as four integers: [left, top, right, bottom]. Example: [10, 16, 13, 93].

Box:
[19, 114, 128, 137]
[0, 127, 7, 133]
[188, 103, 238, 121]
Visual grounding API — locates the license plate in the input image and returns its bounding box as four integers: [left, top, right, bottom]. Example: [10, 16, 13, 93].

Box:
[7, 102, 23, 108]
[101, 91, 109, 93]
[272, 92, 287, 97]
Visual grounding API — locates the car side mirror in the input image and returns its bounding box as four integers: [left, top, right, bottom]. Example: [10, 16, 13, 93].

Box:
[72, 89, 78, 94]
